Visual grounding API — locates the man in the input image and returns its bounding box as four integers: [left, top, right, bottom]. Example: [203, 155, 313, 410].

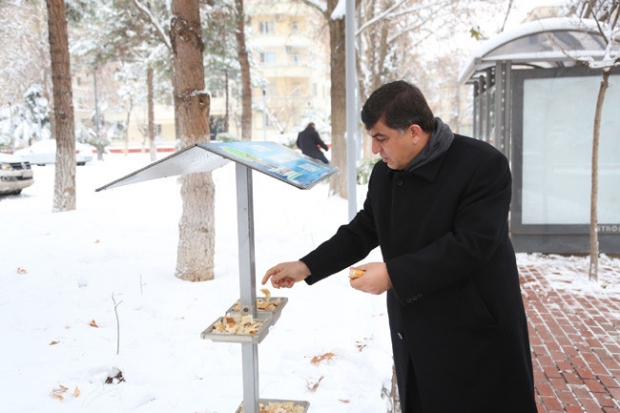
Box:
[263, 81, 537, 413]
[296, 122, 329, 164]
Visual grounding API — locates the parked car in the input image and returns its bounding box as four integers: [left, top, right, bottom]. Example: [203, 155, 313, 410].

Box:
[0, 153, 34, 195]
[14, 140, 94, 166]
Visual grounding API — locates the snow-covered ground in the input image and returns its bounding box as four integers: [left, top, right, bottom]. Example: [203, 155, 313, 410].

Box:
[1, 152, 618, 413]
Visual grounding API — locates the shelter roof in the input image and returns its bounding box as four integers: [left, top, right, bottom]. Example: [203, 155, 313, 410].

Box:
[458, 17, 619, 84]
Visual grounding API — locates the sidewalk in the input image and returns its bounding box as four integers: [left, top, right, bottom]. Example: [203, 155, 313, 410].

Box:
[519, 263, 620, 413]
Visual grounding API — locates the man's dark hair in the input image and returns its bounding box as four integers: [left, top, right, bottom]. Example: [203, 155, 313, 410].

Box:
[361, 80, 436, 133]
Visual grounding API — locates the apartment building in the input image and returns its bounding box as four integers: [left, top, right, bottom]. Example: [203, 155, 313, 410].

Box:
[246, 0, 331, 144]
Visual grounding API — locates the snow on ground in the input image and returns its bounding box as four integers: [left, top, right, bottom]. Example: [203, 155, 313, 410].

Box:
[518, 253, 620, 295]
[1, 152, 618, 413]
[1, 153, 390, 413]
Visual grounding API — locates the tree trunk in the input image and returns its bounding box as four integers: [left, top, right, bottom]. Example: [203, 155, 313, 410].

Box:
[588, 70, 610, 283]
[225, 70, 230, 133]
[327, 0, 347, 198]
[147, 67, 157, 161]
[124, 97, 133, 156]
[46, 0, 76, 212]
[171, 0, 215, 282]
[235, 0, 252, 141]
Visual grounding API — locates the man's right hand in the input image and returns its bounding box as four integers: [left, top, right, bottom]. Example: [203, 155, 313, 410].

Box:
[262, 261, 311, 289]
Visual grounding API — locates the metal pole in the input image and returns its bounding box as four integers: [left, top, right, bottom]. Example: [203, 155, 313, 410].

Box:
[9, 102, 16, 151]
[235, 163, 259, 413]
[345, 0, 357, 221]
[262, 89, 267, 141]
[241, 343, 260, 413]
[93, 70, 100, 136]
[236, 163, 257, 315]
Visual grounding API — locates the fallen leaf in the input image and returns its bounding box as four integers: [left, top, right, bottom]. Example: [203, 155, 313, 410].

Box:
[73, 386, 80, 397]
[306, 376, 324, 392]
[310, 352, 335, 365]
[17, 267, 27, 274]
[89, 320, 99, 328]
[50, 340, 59, 345]
[105, 369, 125, 384]
[339, 399, 351, 404]
[51, 384, 68, 401]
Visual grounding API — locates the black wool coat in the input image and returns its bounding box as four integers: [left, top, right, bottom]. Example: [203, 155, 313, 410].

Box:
[301, 135, 537, 413]
[296, 126, 328, 160]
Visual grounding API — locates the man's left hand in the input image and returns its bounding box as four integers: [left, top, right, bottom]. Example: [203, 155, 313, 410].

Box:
[350, 262, 392, 295]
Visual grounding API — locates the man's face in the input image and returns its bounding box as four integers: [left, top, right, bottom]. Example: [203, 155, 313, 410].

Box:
[368, 119, 419, 170]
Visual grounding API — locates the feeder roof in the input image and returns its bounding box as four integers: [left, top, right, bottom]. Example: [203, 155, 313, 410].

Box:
[459, 17, 619, 84]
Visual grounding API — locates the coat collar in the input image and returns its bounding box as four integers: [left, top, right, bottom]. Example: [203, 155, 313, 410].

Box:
[388, 145, 451, 182]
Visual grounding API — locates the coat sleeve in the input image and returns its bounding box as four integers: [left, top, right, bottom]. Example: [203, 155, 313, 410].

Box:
[387, 150, 514, 305]
[301, 176, 380, 284]
[316, 134, 329, 151]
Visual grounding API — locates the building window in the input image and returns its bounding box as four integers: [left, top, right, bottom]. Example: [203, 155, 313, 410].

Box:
[312, 83, 318, 97]
[286, 46, 300, 65]
[259, 20, 275, 35]
[291, 21, 299, 34]
[260, 52, 276, 66]
[292, 83, 301, 96]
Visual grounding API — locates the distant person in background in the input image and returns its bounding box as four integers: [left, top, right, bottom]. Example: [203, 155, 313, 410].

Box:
[296, 122, 329, 164]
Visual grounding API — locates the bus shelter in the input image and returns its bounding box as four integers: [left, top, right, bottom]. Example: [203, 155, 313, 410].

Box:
[459, 17, 620, 254]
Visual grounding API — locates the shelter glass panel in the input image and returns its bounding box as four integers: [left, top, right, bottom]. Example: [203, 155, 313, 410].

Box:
[521, 74, 620, 225]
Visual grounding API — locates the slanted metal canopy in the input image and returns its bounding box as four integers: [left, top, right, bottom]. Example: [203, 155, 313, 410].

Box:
[96, 144, 230, 191]
[96, 141, 338, 192]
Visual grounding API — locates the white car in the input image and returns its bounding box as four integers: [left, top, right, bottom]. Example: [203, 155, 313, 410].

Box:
[14, 139, 94, 166]
[0, 153, 34, 195]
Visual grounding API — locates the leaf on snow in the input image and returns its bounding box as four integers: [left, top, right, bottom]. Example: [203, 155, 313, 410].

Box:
[50, 340, 59, 345]
[17, 267, 27, 274]
[105, 369, 125, 384]
[310, 352, 335, 365]
[51, 384, 69, 401]
[306, 375, 324, 392]
[89, 320, 99, 328]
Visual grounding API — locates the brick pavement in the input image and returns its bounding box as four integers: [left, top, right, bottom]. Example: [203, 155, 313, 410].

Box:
[519, 263, 620, 413]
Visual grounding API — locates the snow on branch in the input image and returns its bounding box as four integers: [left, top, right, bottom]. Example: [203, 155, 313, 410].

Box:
[331, 0, 346, 20]
[132, 0, 173, 53]
[356, 0, 449, 37]
[296, 0, 327, 15]
[388, 0, 450, 20]
[386, 7, 452, 44]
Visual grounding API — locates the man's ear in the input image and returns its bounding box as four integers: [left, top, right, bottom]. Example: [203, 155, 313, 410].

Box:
[410, 124, 423, 144]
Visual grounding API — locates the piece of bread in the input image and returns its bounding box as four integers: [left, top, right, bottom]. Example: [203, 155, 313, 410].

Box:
[349, 268, 365, 280]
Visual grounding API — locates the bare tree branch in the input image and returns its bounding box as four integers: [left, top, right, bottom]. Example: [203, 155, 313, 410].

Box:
[111, 294, 123, 355]
[357, 0, 409, 36]
[500, 0, 513, 32]
[132, 0, 173, 53]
